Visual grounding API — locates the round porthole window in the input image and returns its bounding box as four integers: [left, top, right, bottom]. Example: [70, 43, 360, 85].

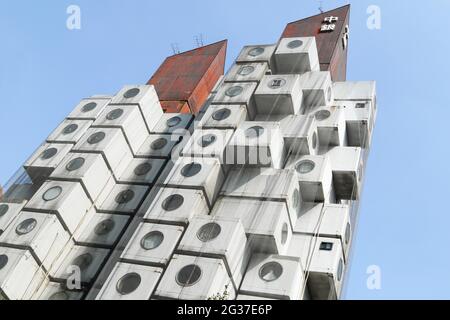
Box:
[181, 162, 202, 177]
[62, 124, 79, 135]
[161, 194, 184, 211]
[281, 223, 289, 245]
[116, 273, 141, 295]
[42, 186, 63, 201]
[167, 116, 182, 128]
[66, 157, 85, 172]
[16, 218, 37, 235]
[40, 148, 58, 160]
[49, 291, 70, 300]
[134, 162, 152, 176]
[87, 132, 106, 145]
[140, 231, 164, 250]
[248, 47, 265, 57]
[245, 126, 264, 138]
[94, 219, 115, 236]
[345, 223, 351, 245]
[295, 160, 315, 174]
[337, 258, 344, 282]
[0, 204, 9, 217]
[115, 190, 135, 204]
[197, 223, 221, 242]
[237, 65, 255, 76]
[81, 102, 97, 113]
[287, 39, 303, 49]
[176, 264, 202, 287]
[225, 86, 243, 97]
[268, 78, 286, 89]
[315, 110, 331, 121]
[0, 255, 8, 270]
[198, 134, 217, 148]
[106, 108, 124, 120]
[123, 88, 140, 99]
[312, 132, 318, 149]
[72, 253, 93, 271]
[259, 262, 283, 282]
[212, 108, 231, 121]
[151, 138, 168, 150]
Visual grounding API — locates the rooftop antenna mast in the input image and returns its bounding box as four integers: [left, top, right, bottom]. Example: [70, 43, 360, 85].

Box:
[318, 1, 324, 13]
[194, 34, 205, 48]
[171, 43, 180, 55]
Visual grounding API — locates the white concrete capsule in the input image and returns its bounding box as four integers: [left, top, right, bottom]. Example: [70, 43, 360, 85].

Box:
[236, 44, 277, 68]
[117, 158, 166, 185]
[274, 37, 320, 74]
[333, 81, 376, 102]
[0, 202, 25, 235]
[299, 71, 333, 108]
[47, 119, 93, 144]
[135, 133, 181, 159]
[181, 129, 234, 163]
[67, 97, 111, 121]
[96, 184, 149, 215]
[311, 106, 346, 147]
[224, 62, 269, 83]
[198, 105, 248, 130]
[151, 113, 193, 135]
[212, 82, 258, 119]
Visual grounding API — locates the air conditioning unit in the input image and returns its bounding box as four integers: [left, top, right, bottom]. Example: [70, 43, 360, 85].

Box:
[25, 180, 92, 235]
[212, 198, 292, 255]
[182, 129, 234, 163]
[121, 222, 183, 267]
[240, 254, 305, 300]
[161, 157, 225, 208]
[50, 152, 113, 202]
[135, 133, 181, 159]
[151, 113, 193, 135]
[211, 82, 258, 120]
[0, 247, 47, 300]
[110, 85, 164, 132]
[254, 75, 302, 115]
[117, 158, 166, 185]
[285, 154, 333, 203]
[23, 142, 73, 183]
[326, 147, 363, 200]
[47, 119, 93, 145]
[93, 105, 149, 155]
[154, 254, 235, 300]
[0, 211, 71, 272]
[312, 106, 346, 147]
[67, 97, 111, 121]
[73, 212, 129, 249]
[275, 115, 319, 155]
[221, 168, 301, 228]
[142, 187, 209, 226]
[0, 202, 25, 235]
[72, 127, 133, 178]
[225, 122, 285, 169]
[333, 81, 376, 102]
[177, 216, 248, 290]
[96, 262, 163, 300]
[34, 282, 84, 300]
[236, 45, 277, 67]
[274, 37, 320, 74]
[198, 105, 248, 130]
[288, 234, 345, 300]
[224, 62, 269, 83]
[299, 72, 333, 107]
[50, 244, 109, 285]
[96, 183, 149, 215]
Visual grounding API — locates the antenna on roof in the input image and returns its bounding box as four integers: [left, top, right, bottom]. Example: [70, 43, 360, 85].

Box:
[171, 43, 180, 55]
[318, 1, 324, 13]
[194, 34, 205, 48]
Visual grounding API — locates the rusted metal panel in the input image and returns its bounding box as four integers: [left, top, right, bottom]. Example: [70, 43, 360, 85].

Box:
[160, 101, 191, 114]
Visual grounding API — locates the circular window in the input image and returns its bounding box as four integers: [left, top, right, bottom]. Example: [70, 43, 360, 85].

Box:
[151, 138, 168, 150]
[140, 231, 164, 250]
[281, 223, 289, 245]
[259, 262, 283, 282]
[42, 186, 63, 201]
[82, 102, 97, 113]
[295, 160, 315, 174]
[62, 124, 79, 135]
[197, 223, 222, 242]
[287, 39, 304, 49]
[237, 65, 255, 76]
[198, 134, 217, 148]
[0, 255, 8, 270]
[268, 78, 286, 89]
[167, 116, 182, 128]
[312, 132, 318, 149]
[345, 223, 351, 244]
[123, 88, 140, 99]
[315, 110, 331, 121]
[248, 47, 265, 57]
[245, 126, 265, 139]
[94, 219, 115, 236]
[0, 204, 9, 217]
[181, 162, 202, 177]
[106, 108, 124, 120]
[87, 132, 106, 145]
[40, 148, 58, 160]
[326, 86, 332, 102]
[49, 291, 70, 300]
[66, 157, 85, 172]
[162, 194, 184, 211]
[176, 264, 202, 287]
[225, 86, 243, 97]
[16, 218, 37, 235]
[134, 162, 152, 176]
[115, 190, 135, 204]
[116, 273, 141, 295]
[212, 108, 231, 121]
[72, 253, 93, 271]
[337, 258, 344, 281]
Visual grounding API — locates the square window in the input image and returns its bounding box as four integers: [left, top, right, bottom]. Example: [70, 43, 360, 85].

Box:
[356, 103, 367, 109]
[319, 242, 333, 251]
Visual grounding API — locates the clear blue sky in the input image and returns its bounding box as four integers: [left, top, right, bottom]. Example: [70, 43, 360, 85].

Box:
[1, 0, 449, 299]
